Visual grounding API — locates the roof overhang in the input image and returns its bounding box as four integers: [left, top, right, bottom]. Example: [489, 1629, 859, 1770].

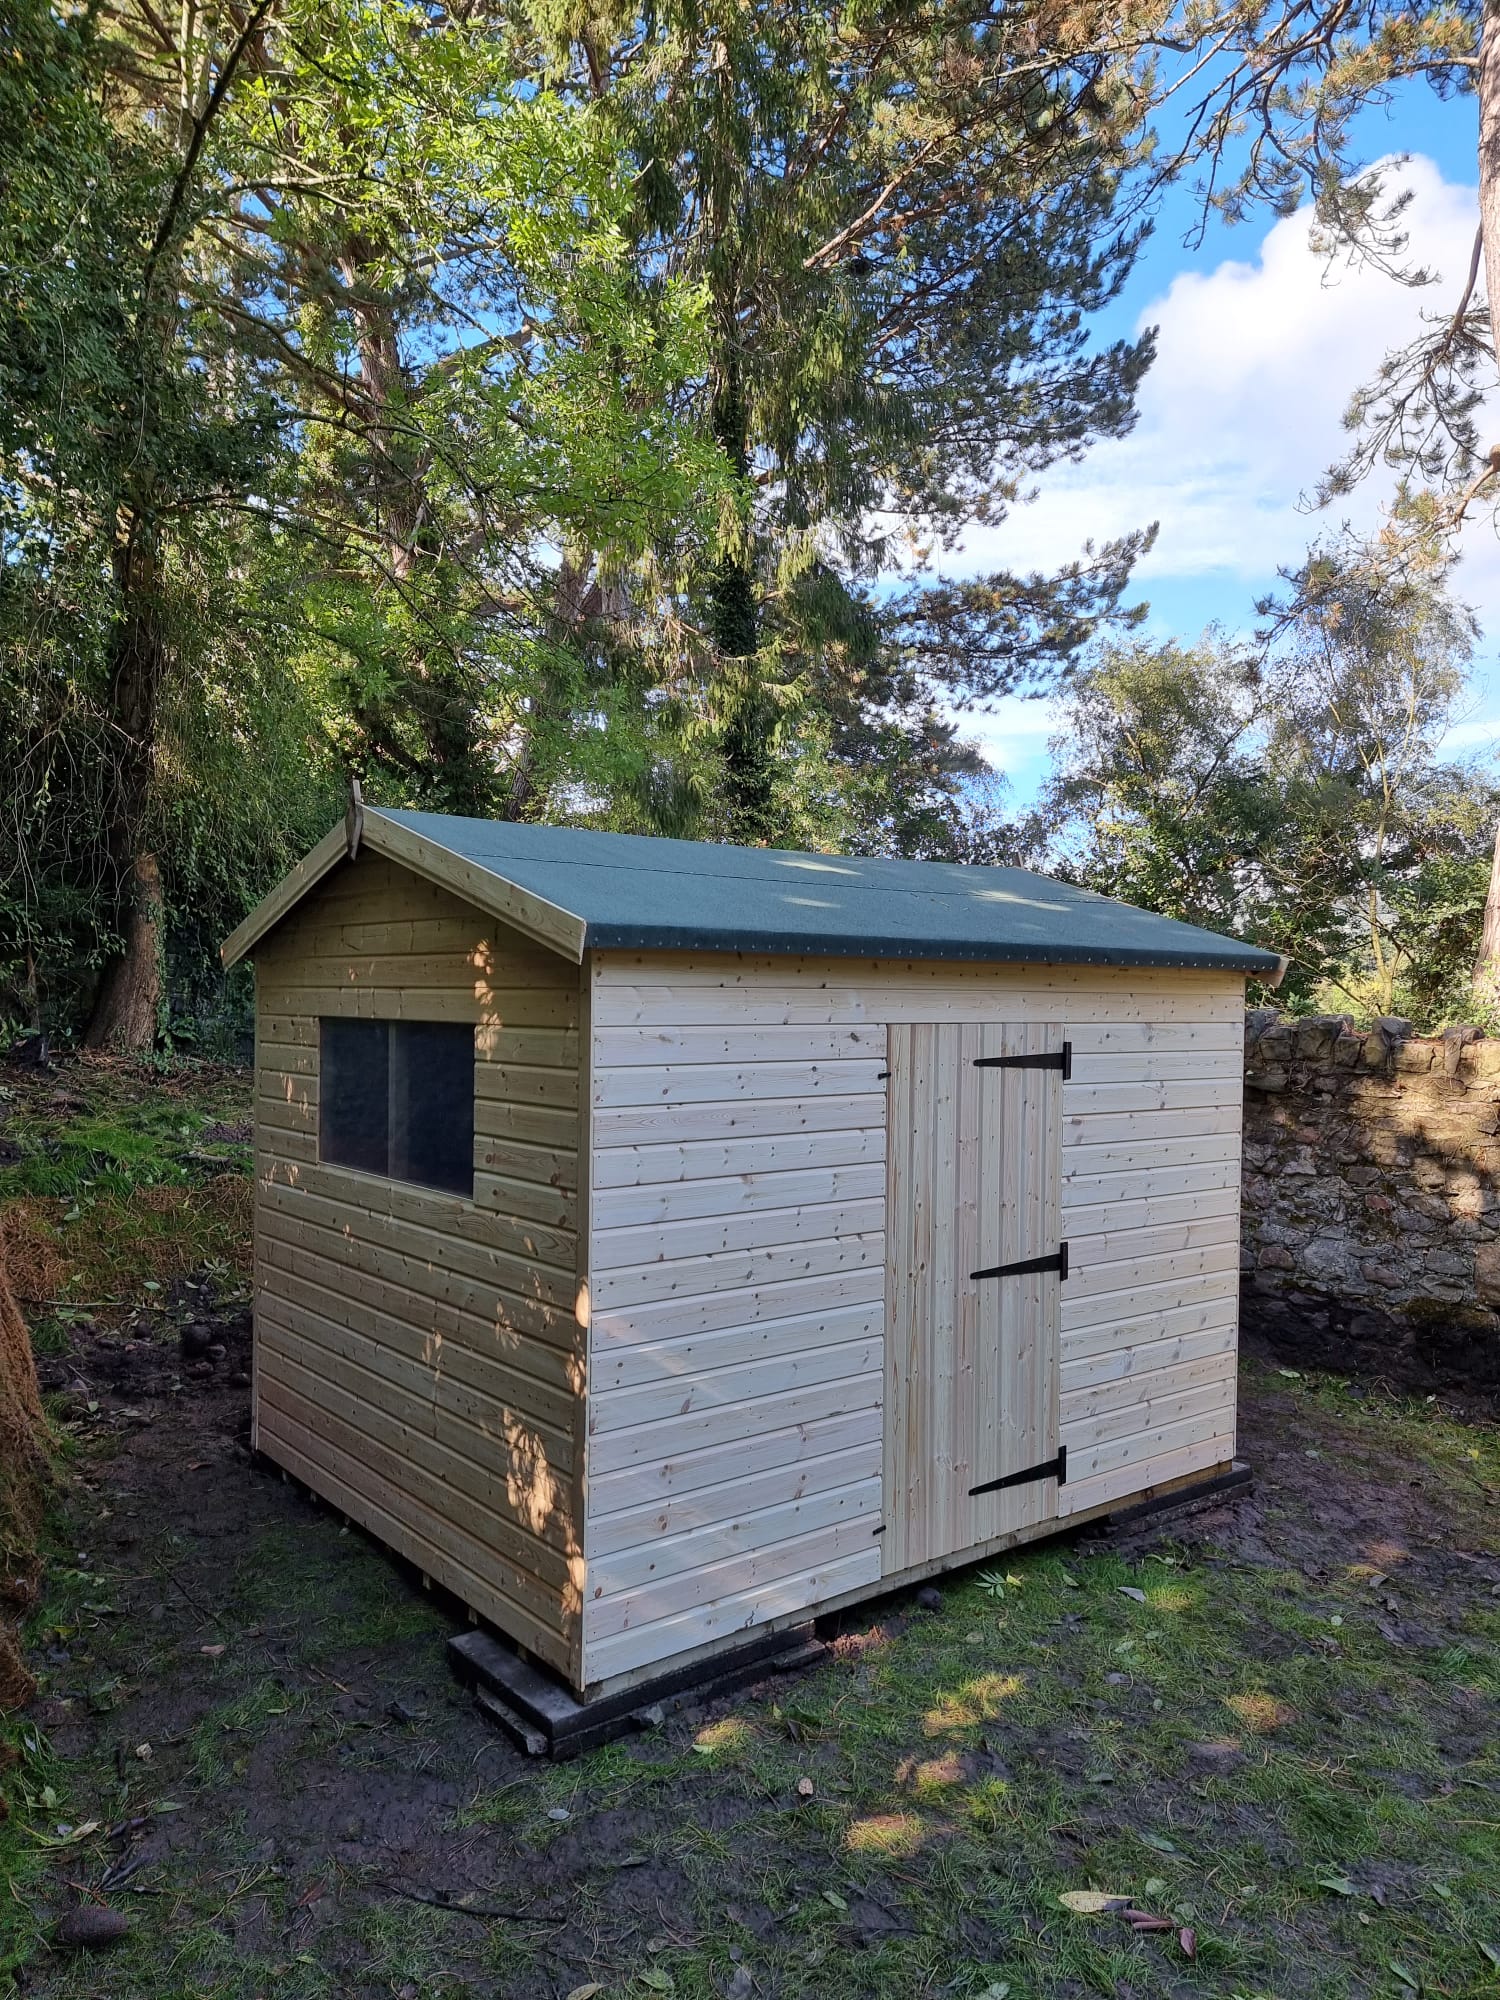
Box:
[220, 809, 587, 969]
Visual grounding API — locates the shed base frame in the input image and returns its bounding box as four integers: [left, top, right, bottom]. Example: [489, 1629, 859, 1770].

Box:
[453, 1459, 1253, 1754]
[450, 1624, 827, 1760]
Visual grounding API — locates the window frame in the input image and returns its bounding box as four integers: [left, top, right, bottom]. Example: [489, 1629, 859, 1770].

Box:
[317, 1016, 476, 1200]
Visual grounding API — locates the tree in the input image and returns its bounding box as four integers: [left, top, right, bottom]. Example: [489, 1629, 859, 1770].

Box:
[523, 0, 1160, 843]
[0, 0, 731, 1044]
[1036, 545, 1496, 1021]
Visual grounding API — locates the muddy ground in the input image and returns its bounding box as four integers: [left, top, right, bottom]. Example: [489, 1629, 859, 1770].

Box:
[5, 1273, 1500, 1998]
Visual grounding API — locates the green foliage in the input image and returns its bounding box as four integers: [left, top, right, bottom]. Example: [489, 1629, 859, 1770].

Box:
[1034, 541, 1498, 1024]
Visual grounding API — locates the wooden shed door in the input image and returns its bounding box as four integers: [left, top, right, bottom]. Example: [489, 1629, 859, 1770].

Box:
[883, 1022, 1065, 1574]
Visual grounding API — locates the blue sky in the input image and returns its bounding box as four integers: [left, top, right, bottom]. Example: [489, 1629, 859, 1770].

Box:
[940, 84, 1490, 804]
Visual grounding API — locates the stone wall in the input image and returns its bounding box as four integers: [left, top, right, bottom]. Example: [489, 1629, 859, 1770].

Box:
[1241, 1011, 1500, 1390]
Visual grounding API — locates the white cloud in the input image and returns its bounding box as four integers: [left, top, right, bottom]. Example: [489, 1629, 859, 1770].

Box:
[944, 692, 1064, 778]
[952, 155, 1500, 621]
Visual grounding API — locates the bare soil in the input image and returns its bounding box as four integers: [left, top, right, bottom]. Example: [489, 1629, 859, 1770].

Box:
[6, 1295, 1500, 1997]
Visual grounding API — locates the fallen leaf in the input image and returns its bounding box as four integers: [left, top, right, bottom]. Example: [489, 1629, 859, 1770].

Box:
[1479, 1943, 1500, 1970]
[133, 1744, 152, 1763]
[1138, 1832, 1178, 1854]
[1118, 1588, 1147, 1604]
[1178, 1926, 1197, 1959]
[1058, 1890, 1129, 1915]
[546, 1807, 571, 1822]
[1315, 1873, 1357, 1897]
[564, 1987, 603, 2000]
[1122, 1910, 1174, 1933]
[976, 1986, 1011, 2000]
[296, 1880, 325, 1908]
[640, 1972, 674, 1995]
[1388, 1961, 1420, 1993]
[821, 1889, 847, 1911]
[796, 1777, 815, 1798]
[200, 1644, 226, 1660]
[1144, 1877, 1167, 1898]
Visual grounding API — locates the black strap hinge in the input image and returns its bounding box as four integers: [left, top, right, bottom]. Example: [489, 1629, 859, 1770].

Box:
[973, 1040, 1071, 1080]
[971, 1241, 1068, 1283]
[970, 1444, 1067, 1498]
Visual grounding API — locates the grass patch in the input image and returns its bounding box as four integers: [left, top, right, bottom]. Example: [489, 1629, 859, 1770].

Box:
[0, 1055, 252, 1312]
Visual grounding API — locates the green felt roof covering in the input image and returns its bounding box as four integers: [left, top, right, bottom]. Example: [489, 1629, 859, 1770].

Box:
[377, 811, 1279, 973]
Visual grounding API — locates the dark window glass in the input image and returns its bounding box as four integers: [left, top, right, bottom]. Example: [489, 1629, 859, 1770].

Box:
[319, 1019, 474, 1197]
[391, 1021, 475, 1196]
[320, 1019, 389, 1176]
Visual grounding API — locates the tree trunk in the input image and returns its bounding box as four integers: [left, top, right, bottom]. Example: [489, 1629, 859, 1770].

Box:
[83, 516, 168, 1050]
[709, 372, 778, 845]
[84, 852, 163, 1050]
[1471, 5, 1500, 1005]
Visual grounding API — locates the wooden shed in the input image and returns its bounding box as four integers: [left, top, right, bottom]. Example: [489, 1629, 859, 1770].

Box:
[223, 809, 1278, 1702]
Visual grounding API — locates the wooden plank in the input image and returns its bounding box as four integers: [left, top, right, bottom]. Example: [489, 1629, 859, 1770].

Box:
[590, 961, 1243, 1028]
[1061, 1132, 1241, 1178]
[268, 1163, 578, 1279]
[592, 1160, 884, 1232]
[476, 1062, 580, 1111]
[592, 1190, 885, 1272]
[1062, 1105, 1239, 1147]
[587, 1441, 882, 1557]
[472, 1171, 577, 1233]
[1059, 1079, 1239, 1117]
[588, 1404, 883, 1517]
[1061, 1288, 1240, 1357]
[475, 1133, 579, 1196]
[1067, 1210, 1239, 1267]
[588, 1333, 882, 1435]
[256, 1374, 575, 1628]
[1066, 1239, 1240, 1303]
[257, 1252, 579, 1414]
[263, 951, 560, 995]
[587, 1371, 883, 1476]
[592, 1058, 888, 1110]
[593, 1124, 885, 1191]
[586, 1512, 882, 1642]
[588, 1227, 885, 1313]
[1061, 1353, 1237, 1436]
[590, 1261, 885, 1347]
[256, 1204, 583, 1350]
[592, 1300, 884, 1392]
[582, 1547, 881, 1684]
[258, 1314, 578, 1548]
[588, 1476, 882, 1596]
[594, 1024, 884, 1067]
[1061, 1163, 1238, 1216]
[1061, 1319, 1236, 1392]
[593, 1093, 884, 1148]
[255, 1411, 574, 1673]
[1063, 1270, 1239, 1338]
[1066, 1049, 1241, 1084]
[1059, 1431, 1236, 1519]
[474, 1098, 582, 1151]
[1062, 1408, 1236, 1488]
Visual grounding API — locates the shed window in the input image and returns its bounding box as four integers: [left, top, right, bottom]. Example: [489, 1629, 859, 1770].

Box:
[319, 1019, 474, 1197]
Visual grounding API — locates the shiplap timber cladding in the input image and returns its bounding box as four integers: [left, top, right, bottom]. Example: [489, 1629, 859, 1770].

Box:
[581, 952, 1244, 1690]
[251, 852, 589, 1683]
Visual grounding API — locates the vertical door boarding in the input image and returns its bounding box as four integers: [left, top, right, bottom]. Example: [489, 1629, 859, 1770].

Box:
[883, 1022, 1065, 1574]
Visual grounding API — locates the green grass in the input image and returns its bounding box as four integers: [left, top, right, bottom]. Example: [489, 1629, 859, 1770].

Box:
[3, 1055, 1499, 2000]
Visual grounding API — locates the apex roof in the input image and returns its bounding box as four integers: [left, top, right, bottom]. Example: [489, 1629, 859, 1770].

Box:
[222, 808, 1281, 975]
